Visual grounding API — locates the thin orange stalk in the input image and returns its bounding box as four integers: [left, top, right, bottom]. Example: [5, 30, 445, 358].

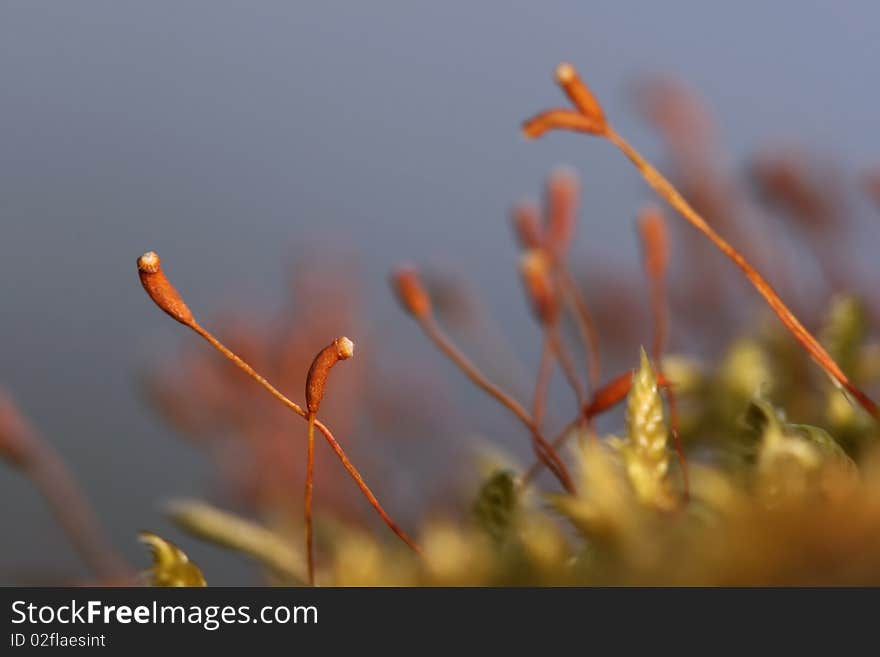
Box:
[303, 336, 354, 586]
[542, 168, 602, 389]
[512, 189, 599, 393]
[521, 417, 581, 485]
[549, 322, 587, 406]
[532, 327, 586, 421]
[556, 265, 602, 390]
[418, 315, 575, 493]
[608, 129, 878, 418]
[532, 335, 554, 428]
[305, 416, 316, 584]
[392, 265, 575, 493]
[523, 63, 879, 420]
[520, 249, 587, 405]
[136, 252, 421, 555]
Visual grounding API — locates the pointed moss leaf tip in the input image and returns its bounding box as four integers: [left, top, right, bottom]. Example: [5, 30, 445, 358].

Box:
[138, 531, 206, 587]
[622, 348, 673, 508]
[625, 348, 666, 453]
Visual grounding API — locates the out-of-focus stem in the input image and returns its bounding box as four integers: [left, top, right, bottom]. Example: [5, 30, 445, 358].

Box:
[25, 443, 131, 582]
[556, 265, 601, 390]
[548, 326, 586, 407]
[521, 416, 581, 485]
[532, 336, 554, 428]
[417, 316, 575, 493]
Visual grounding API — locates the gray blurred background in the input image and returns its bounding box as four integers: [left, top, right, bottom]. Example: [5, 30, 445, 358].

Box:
[1, 1, 878, 584]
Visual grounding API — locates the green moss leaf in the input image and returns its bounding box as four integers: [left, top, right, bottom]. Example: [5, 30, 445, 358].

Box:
[138, 531, 206, 587]
[472, 470, 518, 543]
